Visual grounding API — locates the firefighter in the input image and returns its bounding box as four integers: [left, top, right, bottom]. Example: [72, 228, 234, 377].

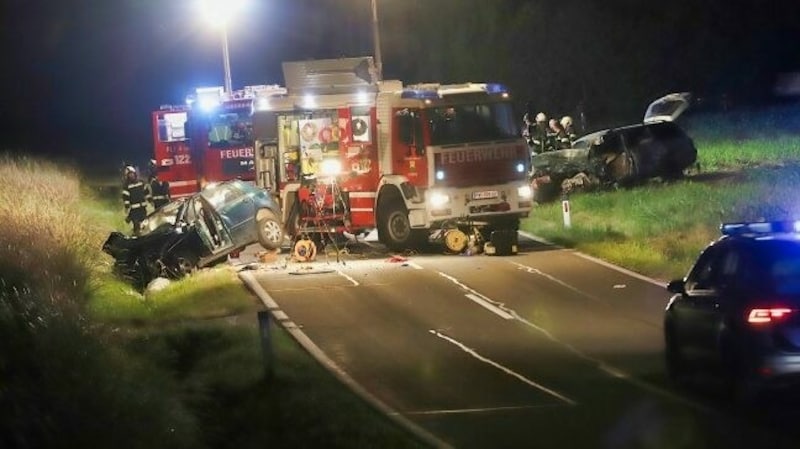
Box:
[529, 112, 549, 155]
[548, 119, 570, 150]
[146, 159, 171, 210]
[122, 165, 149, 235]
[560, 116, 578, 146]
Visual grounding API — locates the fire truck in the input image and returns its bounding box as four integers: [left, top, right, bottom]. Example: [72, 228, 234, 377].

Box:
[252, 57, 533, 252]
[150, 84, 285, 198]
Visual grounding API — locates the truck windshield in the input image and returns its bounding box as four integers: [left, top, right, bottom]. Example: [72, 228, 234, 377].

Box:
[428, 102, 519, 146]
[208, 112, 253, 148]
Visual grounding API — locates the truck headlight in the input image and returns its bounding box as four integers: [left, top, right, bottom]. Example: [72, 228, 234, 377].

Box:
[517, 185, 533, 199]
[428, 192, 450, 208]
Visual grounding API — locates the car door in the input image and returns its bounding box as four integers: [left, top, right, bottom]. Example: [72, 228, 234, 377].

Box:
[672, 244, 723, 362]
[212, 184, 257, 244]
[691, 245, 742, 364]
[192, 196, 235, 256]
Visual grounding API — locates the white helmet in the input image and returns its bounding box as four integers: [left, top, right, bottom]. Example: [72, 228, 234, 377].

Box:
[560, 116, 573, 127]
[535, 112, 547, 123]
[124, 165, 136, 175]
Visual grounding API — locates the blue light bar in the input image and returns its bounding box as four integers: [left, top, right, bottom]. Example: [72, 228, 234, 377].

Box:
[720, 220, 800, 236]
[485, 83, 510, 95]
[400, 89, 440, 100]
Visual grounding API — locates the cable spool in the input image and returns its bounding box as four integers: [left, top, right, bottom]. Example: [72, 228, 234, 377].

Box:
[443, 229, 469, 254]
[293, 238, 317, 262]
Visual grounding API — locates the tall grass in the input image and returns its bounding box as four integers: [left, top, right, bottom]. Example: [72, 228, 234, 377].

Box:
[1, 155, 422, 449]
[0, 155, 199, 449]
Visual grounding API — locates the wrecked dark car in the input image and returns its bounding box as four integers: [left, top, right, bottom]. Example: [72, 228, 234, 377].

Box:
[531, 93, 697, 202]
[103, 180, 283, 286]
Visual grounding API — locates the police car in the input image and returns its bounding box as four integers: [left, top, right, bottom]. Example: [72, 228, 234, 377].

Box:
[664, 221, 800, 400]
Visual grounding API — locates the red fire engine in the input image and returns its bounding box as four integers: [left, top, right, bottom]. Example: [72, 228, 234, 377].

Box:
[151, 85, 285, 198]
[252, 57, 533, 252]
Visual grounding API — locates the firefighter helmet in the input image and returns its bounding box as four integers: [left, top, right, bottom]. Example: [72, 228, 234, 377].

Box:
[124, 165, 136, 176]
[535, 112, 547, 123]
[561, 116, 573, 127]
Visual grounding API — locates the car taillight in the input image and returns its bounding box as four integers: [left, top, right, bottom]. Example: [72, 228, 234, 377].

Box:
[747, 308, 793, 325]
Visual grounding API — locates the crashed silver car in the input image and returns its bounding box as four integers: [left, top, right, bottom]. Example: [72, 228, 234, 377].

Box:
[531, 93, 697, 202]
[103, 180, 283, 287]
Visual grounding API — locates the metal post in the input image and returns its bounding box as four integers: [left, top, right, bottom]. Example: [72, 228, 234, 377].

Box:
[562, 195, 572, 229]
[221, 24, 233, 95]
[257, 310, 274, 380]
[370, 0, 383, 81]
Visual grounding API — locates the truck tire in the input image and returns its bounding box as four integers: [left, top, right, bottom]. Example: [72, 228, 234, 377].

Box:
[257, 209, 284, 250]
[378, 199, 424, 251]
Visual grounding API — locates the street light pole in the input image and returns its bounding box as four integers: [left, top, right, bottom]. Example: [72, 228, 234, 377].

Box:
[370, 0, 383, 81]
[221, 24, 233, 95]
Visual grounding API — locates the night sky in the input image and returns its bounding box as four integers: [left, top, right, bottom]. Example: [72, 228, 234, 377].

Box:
[1, 0, 799, 169]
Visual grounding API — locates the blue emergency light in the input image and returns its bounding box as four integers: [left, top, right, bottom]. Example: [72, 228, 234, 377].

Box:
[485, 83, 510, 95]
[720, 220, 800, 236]
[400, 89, 440, 100]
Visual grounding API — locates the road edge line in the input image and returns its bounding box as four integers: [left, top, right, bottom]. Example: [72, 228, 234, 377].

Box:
[517, 230, 668, 288]
[239, 271, 452, 449]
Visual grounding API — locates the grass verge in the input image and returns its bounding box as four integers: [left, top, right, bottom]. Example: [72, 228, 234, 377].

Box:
[0, 154, 424, 449]
[522, 123, 800, 281]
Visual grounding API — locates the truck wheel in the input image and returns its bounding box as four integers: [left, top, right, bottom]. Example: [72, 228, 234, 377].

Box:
[257, 209, 284, 250]
[378, 200, 424, 251]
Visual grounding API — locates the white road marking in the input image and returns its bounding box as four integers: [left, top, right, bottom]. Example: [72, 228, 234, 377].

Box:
[511, 261, 607, 304]
[398, 404, 566, 416]
[440, 265, 712, 413]
[336, 270, 359, 286]
[465, 293, 514, 320]
[430, 330, 577, 406]
[407, 261, 424, 270]
[240, 271, 452, 449]
[518, 230, 667, 288]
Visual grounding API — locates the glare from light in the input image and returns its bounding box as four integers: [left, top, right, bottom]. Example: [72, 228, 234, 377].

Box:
[516, 163, 525, 173]
[356, 90, 370, 104]
[517, 185, 533, 199]
[195, 86, 223, 111]
[436, 170, 445, 181]
[794, 221, 800, 233]
[198, 0, 248, 28]
[303, 94, 317, 109]
[428, 192, 450, 208]
[255, 97, 271, 111]
[320, 159, 342, 176]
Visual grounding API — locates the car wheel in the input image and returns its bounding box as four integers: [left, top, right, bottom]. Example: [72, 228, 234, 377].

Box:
[166, 251, 198, 279]
[257, 209, 284, 250]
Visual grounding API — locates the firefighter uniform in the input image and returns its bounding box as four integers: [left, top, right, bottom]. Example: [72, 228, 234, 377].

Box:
[530, 113, 550, 155]
[148, 177, 171, 210]
[122, 167, 149, 235]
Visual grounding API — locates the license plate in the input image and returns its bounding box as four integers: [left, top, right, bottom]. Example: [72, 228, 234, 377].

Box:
[472, 190, 499, 200]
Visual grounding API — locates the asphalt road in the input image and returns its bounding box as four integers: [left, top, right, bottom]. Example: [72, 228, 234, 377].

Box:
[240, 234, 800, 449]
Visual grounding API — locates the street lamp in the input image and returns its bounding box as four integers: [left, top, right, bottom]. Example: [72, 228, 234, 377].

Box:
[199, 0, 247, 95]
[370, 0, 383, 81]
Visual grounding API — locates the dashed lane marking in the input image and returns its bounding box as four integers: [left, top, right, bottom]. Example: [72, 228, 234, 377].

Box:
[430, 330, 577, 406]
[436, 269, 712, 414]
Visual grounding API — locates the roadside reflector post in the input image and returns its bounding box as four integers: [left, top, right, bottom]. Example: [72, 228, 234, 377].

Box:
[562, 195, 572, 229]
[257, 310, 274, 381]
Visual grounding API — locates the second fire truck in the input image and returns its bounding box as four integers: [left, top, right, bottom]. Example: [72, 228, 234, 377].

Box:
[251, 57, 533, 252]
[151, 84, 285, 198]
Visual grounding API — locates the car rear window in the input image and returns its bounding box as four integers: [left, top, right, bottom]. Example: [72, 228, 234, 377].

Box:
[754, 240, 800, 297]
